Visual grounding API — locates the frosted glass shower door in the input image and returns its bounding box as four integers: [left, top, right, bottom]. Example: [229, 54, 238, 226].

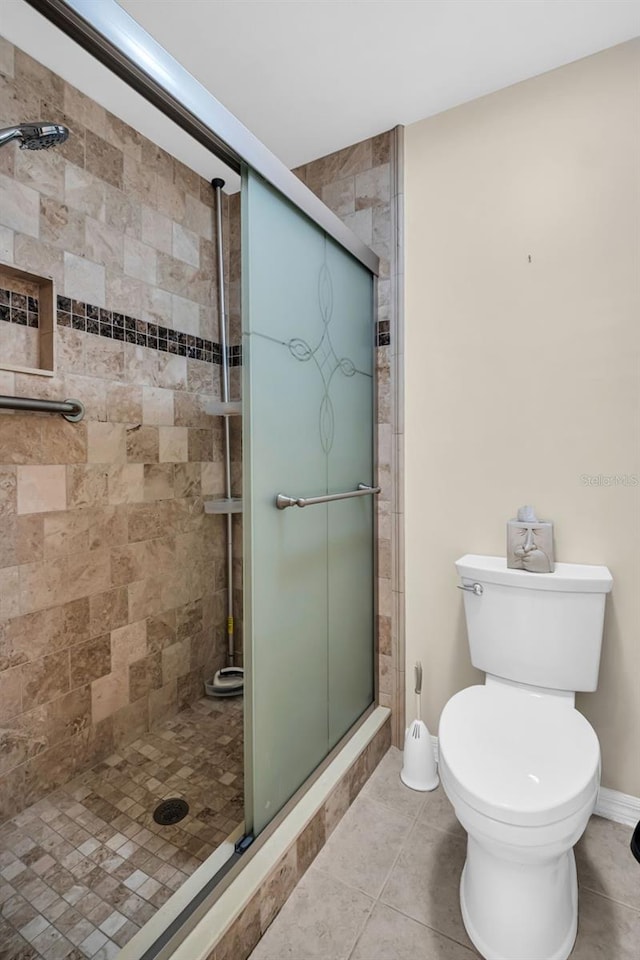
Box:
[243, 170, 375, 836]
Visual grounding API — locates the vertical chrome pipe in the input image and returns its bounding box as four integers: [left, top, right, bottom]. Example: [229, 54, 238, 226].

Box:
[212, 178, 235, 667]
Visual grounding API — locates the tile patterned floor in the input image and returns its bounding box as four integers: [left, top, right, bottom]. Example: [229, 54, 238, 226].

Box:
[249, 747, 640, 960]
[0, 696, 243, 960]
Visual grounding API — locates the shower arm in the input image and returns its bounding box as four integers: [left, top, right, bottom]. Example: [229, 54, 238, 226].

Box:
[212, 178, 236, 668]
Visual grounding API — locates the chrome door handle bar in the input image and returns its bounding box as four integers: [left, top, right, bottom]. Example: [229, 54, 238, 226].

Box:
[276, 483, 380, 510]
[457, 582, 483, 596]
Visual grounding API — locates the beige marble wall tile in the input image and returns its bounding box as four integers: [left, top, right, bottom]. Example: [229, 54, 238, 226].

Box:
[0, 665, 23, 722]
[106, 270, 142, 318]
[321, 178, 356, 218]
[13, 234, 64, 289]
[70, 634, 111, 687]
[6, 597, 89, 663]
[14, 147, 65, 202]
[88, 421, 126, 463]
[17, 465, 66, 514]
[66, 464, 109, 508]
[157, 353, 187, 391]
[64, 546, 111, 602]
[172, 294, 200, 336]
[21, 649, 70, 709]
[64, 250, 105, 306]
[126, 424, 159, 463]
[0, 170, 40, 237]
[123, 343, 159, 386]
[106, 382, 143, 423]
[40, 418, 88, 465]
[40, 196, 85, 254]
[43, 507, 90, 558]
[148, 680, 177, 726]
[64, 163, 106, 221]
[85, 129, 124, 190]
[141, 205, 172, 254]
[159, 426, 188, 462]
[91, 668, 129, 723]
[63, 84, 106, 138]
[124, 235, 157, 284]
[142, 386, 174, 425]
[89, 585, 128, 638]
[111, 619, 147, 670]
[143, 463, 174, 501]
[0, 420, 42, 465]
[0, 225, 13, 262]
[0, 565, 20, 619]
[185, 193, 213, 240]
[85, 216, 124, 268]
[107, 463, 144, 505]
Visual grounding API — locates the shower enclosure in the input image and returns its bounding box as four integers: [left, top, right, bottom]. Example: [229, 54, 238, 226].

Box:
[1, 2, 381, 956]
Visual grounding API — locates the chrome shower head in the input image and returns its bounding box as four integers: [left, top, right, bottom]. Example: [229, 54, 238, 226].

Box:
[0, 123, 69, 150]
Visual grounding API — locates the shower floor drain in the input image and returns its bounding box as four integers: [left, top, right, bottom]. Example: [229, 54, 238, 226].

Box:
[153, 798, 189, 825]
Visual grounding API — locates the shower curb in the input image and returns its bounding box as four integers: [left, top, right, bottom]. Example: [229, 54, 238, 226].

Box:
[160, 706, 391, 960]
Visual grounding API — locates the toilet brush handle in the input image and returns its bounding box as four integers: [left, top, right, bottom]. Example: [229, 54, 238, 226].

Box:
[415, 662, 423, 721]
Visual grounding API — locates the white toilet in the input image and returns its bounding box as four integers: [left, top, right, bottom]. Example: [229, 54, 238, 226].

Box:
[439, 554, 613, 960]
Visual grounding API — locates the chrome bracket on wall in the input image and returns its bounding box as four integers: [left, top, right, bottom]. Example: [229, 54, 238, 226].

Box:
[275, 483, 380, 510]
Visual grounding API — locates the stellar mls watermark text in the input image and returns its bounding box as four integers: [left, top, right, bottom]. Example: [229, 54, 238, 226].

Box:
[580, 474, 638, 487]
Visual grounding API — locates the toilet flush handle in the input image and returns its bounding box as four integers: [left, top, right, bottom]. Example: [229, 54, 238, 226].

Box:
[457, 582, 483, 596]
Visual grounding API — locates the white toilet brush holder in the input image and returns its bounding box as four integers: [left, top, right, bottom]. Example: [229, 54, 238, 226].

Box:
[401, 661, 439, 791]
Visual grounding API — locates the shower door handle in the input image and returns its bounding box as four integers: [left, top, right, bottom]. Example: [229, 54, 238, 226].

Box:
[275, 483, 380, 510]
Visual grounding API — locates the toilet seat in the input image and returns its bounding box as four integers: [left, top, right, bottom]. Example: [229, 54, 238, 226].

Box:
[439, 685, 600, 827]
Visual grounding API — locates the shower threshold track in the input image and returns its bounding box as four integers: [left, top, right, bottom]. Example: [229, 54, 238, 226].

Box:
[0, 696, 243, 960]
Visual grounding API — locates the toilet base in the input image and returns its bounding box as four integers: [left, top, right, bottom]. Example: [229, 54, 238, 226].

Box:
[459, 838, 578, 960]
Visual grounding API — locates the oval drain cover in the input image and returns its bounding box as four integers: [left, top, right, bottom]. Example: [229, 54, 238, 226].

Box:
[153, 798, 189, 825]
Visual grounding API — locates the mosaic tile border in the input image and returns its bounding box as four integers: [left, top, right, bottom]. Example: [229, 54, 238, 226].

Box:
[54, 295, 243, 367]
[0, 288, 40, 328]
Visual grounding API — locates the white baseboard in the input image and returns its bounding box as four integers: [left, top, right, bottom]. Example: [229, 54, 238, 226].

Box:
[429, 735, 639, 828]
[594, 787, 640, 827]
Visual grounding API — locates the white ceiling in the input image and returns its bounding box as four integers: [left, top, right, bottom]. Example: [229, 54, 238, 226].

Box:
[118, 0, 640, 167]
[2, 0, 639, 189]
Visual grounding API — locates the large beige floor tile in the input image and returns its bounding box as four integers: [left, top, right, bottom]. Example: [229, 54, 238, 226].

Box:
[380, 819, 473, 949]
[571, 889, 640, 960]
[248, 867, 373, 960]
[418, 784, 466, 838]
[350, 902, 478, 960]
[360, 747, 426, 820]
[576, 815, 640, 910]
[313, 795, 413, 898]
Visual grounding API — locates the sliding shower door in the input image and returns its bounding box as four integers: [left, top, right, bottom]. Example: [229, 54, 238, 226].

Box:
[242, 169, 375, 836]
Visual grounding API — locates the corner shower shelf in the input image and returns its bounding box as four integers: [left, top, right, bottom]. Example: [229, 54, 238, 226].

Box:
[204, 498, 243, 515]
[205, 400, 242, 417]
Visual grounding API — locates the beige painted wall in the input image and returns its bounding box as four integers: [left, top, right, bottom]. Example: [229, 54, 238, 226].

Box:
[404, 40, 640, 795]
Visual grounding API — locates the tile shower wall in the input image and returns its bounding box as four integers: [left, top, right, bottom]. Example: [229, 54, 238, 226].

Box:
[293, 131, 404, 743]
[0, 39, 233, 822]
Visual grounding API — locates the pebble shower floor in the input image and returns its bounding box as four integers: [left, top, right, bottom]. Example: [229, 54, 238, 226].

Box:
[0, 697, 243, 960]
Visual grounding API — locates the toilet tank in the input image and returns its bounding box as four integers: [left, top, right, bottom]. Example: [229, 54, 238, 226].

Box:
[455, 555, 613, 692]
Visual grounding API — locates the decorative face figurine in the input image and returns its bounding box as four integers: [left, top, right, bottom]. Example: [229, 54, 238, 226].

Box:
[507, 507, 554, 573]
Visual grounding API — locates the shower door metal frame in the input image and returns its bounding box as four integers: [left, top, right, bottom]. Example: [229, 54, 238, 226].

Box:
[25, 0, 380, 276]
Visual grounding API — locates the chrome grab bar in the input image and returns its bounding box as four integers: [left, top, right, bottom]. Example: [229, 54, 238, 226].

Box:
[0, 394, 85, 422]
[457, 582, 483, 596]
[275, 483, 380, 510]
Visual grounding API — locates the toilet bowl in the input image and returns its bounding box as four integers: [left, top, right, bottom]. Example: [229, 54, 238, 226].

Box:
[439, 682, 600, 960]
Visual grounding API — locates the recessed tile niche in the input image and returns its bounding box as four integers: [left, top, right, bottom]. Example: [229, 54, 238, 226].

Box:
[0, 261, 56, 377]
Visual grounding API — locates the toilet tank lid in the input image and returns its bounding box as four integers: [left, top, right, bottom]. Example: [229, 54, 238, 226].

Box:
[455, 555, 613, 593]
